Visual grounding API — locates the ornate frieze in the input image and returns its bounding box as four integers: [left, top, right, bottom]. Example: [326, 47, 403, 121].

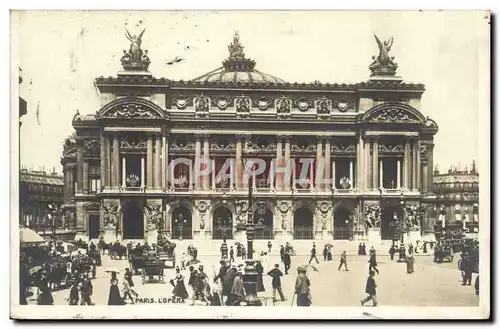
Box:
[293, 98, 314, 112]
[316, 97, 332, 115]
[252, 97, 274, 111]
[276, 97, 292, 118]
[235, 97, 251, 118]
[120, 137, 147, 149]
[83, 139, 100, 156]
[171, 97, 192, 110]
[278, 201, 291, 230]
[194, 95, 210, 117]
[378, 143, 404, 154]
[210, 140, 236, 151]
[317, 201, 332, 231]
[370, 108, 421, 123]
[195, 200, 210, 230]
[332, 99, 355, 112]
[248, 140, 276, 152]
[291, 143, 317, 152]
[331, 143, 356, 154]
[170, 137, 195, 151]
[106, 103, 156, 118]
[213, 97, 230, 111]
[420, 144, 430, 161]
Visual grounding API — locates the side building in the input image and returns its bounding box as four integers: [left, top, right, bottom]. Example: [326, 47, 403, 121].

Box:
[432, 162, 479, 240]
[19, 169, 72, 238]
[60, 32, 439, 244]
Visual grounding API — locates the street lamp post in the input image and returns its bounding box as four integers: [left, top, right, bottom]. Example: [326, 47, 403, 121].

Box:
[47, 203, 61, 241]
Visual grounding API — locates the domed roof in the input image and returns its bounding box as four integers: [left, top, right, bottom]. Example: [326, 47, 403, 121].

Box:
[192, 32, 286, 84]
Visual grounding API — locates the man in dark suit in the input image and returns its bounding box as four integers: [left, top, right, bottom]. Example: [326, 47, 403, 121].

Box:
[308, 243, 319, 264]
[368, 250, 379, 274]
[283, 250, 291, 275]
[280, 245, 285, 263]
[361, 271, 377, 307]
[338, 251, 348, 271]
[267, 264, 286, 302]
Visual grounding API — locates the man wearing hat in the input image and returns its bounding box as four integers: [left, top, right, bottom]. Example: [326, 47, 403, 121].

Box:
[230, 268, 246, 306]
[268, 264, 286, 302]
[283, 250, 292, 275]
[361, 270, 377, 307]
[222, 264, 238, 305]
[295, 266, 311, 306]
[80, 274, 94, 305]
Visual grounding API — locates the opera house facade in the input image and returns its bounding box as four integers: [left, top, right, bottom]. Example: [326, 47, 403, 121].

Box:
[60, 32, 439, 244]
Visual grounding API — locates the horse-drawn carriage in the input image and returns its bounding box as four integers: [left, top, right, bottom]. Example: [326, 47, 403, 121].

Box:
[434, 244, 454, 263]
[129, 253, 145, 275]
[141, 259, 165, 284]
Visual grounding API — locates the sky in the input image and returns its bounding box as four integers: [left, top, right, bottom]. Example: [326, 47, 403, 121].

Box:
[13, 11, 488, 175]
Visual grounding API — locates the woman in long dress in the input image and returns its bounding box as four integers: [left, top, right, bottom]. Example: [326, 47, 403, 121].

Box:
[170, 267, 189, 301]
[108, 279, 125, 305]
[255, 260, 265, 293]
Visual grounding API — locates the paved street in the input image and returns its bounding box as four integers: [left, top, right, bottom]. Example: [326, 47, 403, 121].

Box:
[27, 248, 479, 307]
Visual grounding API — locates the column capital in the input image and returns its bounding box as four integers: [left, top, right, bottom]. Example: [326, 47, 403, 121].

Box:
[195, 132, 210, 140]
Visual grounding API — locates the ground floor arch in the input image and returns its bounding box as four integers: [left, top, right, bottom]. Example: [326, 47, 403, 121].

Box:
[253, 206, 274, 240]
[381, 203, 404, 240]
[293, 207, 314, 240]
[333, 206, 353, 240]
[212, 207, 234, 240]
[171, 206, 193, 240]
[122, 200, 145, 239]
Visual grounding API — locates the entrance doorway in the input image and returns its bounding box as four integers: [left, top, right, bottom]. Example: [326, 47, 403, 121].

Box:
[212, 207, 233, 240]
[171, 207, 193, 239]
[88, 214, 100, 239]
[293, 208, 314, 240]
[122, 200, 144, 239]
[333, 207, 352, 240]
[253, 207, 273, 240]
[381, 204, 403, 240]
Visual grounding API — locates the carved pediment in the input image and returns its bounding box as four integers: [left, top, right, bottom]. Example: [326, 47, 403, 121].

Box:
[362, 103, 425, 124]
[378, 144, 404, 153]
[98, 98, 165, 119]
[331, 143, 356, 153]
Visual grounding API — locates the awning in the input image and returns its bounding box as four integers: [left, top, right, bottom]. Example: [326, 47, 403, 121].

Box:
[20, 228, 46, 245]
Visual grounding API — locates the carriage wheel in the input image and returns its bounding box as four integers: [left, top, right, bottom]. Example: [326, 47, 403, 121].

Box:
[457, 259, 463, 270]
[141, 272, 146, 284]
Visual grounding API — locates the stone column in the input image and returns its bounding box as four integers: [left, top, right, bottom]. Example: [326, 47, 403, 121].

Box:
[324, 137, 331, 190]
[140, 156, 145, 189]
[284, 136, 291, 190]
[122, 156, 126, 187]
[68, 169, 75, 197]
[372, 137, 379, 189]
[357, 134, 364, 189]
[113, 135, 119, 188]
[397, 160, 401, 188]
[316, 137, 323, 191]
[309, 161, 314, 191]
[349, 160, 354, 188]
[100, 133, 105, 190]
[212, 160, 216, 190]
[162, 133, 168, 189]
[188, 160, 194, 189]
[403, 138, 410, 189]
[195, 135, 202, 189]
[412, 138, 418, 191]
[147, 136, 153, 188]
[77, 145, 83, 192]
[422, 159, 429, 193]
[235, 135, 243, 190]
[63, 167, 70, 202]
[203, 135, 210, 189]
[155, 135, 161, 189]
[364, 137, 371, 189]
[427, 144, 434, 193]
[105, 136, 111, 187]
[416, 139, 421, 192]
[379, 160, 384, 188]
[292, 162, 296, 190]
[276, 136, 283, 190]
[332, 160, 336, 189]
